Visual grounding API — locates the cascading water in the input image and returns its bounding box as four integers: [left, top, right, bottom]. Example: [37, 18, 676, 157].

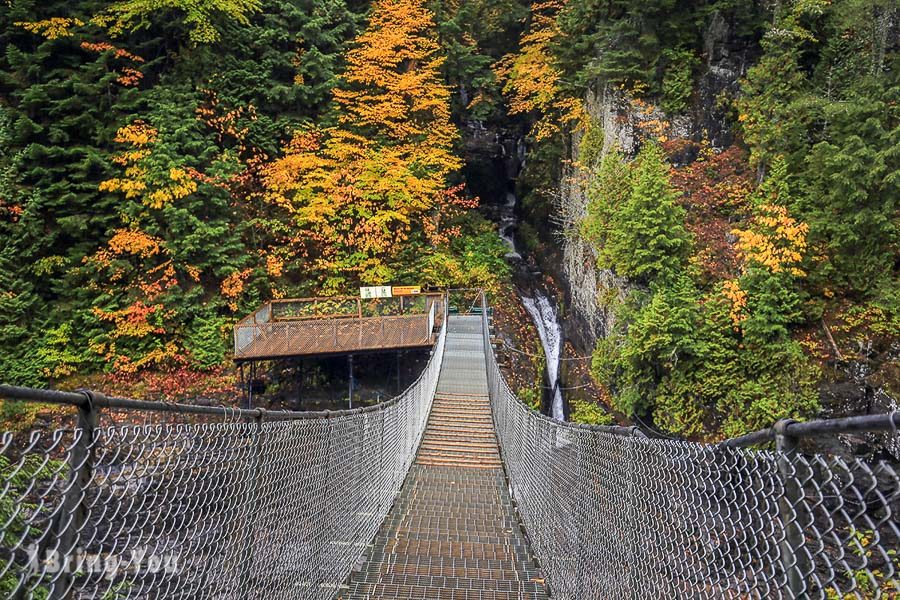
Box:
[521, 294, 565, 420]
[496, 183, 565, 421]
[498, 191, 521, 259]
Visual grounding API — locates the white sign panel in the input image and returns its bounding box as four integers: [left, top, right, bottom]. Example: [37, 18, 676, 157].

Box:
[360, 286, 392, 299]
[427, 300, 436, 335]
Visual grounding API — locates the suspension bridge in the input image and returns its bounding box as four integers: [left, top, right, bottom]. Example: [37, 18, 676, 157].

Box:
[0, 294, 898, 599]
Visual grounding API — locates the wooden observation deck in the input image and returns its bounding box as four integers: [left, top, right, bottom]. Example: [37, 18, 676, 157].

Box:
[233, 293, 445, 362]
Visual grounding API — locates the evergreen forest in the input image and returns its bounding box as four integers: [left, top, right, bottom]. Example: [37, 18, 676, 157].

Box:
[1, 0, 897, 440]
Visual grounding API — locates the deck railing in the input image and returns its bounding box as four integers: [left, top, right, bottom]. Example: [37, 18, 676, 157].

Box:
[233, 293, 444, 360]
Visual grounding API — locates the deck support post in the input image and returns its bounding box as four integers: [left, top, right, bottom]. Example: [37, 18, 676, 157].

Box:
[396, 351, 402, 394]
[247, 362, 256, 410]
[239, 362, 246, 406]
[295, 358, 304, 409]
[348, 354, 354, 409]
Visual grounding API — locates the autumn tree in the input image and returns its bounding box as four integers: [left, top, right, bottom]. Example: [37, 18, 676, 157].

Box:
[0, 2, 150, 381]
[587, 147, 818, 438]
[495, 0, 582, 140]
[730, 159, 809, 345]
[263, 0, 473, 291]
[0, 0, 373, 378]
[98, 0, 262, 44]
[86, 92, 258, 372]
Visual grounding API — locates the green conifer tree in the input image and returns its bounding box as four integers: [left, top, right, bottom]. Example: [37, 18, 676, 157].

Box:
[602, 143, 691, 283]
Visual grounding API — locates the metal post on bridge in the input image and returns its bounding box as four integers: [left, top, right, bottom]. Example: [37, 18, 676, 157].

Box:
[573, 433, 589, 598]
[774, 419, 812, 599]
[623, 433, 641, 600]
[239, 409, 265, 600]
[48, 391, 100, 600]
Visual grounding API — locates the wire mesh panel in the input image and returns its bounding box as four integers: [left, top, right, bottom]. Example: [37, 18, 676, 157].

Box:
[480, 308, 899, 599]
[0, 319, 446, 599]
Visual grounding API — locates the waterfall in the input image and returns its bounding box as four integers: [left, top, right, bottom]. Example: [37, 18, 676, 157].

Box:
[495, 164, 564, 420]
[499, 191, 521, 259]
[521, 294, 564, 421]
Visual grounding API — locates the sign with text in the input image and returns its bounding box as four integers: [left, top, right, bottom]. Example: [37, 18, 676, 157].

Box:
[359, 286, 392, 299]
[391, 286, 421, 296]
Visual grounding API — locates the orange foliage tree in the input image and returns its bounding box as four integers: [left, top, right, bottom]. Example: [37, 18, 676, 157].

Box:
[724, 158, 809, 335]
[262, 0, 473, 292]
[87, 112, 257, 372]
[88, 121, 185, 372]
[85, 227, 182, 373]
[495, 0, 583, 140]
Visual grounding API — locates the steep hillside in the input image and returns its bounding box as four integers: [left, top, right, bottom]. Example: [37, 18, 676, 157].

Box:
[501, 0, 898, 439]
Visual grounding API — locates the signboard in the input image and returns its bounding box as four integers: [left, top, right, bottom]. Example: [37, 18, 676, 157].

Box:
[392, 286, 421, 296]
[359, 286, 392, 299]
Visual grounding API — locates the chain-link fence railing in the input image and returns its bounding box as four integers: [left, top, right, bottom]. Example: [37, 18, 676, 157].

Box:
[0, 309, 446, 599]
[480, 298, 899, 600]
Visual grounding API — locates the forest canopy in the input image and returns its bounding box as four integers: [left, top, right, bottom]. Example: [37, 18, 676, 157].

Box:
[0, 0, 508, 385]
[1, 0, 897, 439]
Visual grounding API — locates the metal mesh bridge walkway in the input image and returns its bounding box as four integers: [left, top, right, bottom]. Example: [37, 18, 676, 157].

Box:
[0, 299, 898, 599]
[343, 316, 548, 599]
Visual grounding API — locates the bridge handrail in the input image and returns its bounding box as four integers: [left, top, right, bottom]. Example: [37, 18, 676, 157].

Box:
[0, 296, 449, 599]
[720, 412, 900, 448]
[0, 380, 429, 422]
[479, 291, 898, 600]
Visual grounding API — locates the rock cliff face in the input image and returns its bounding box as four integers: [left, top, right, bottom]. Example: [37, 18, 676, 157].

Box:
[460, 38, 751, 400]
[551, 13, 760, 356]
[534, 16, 898, 430]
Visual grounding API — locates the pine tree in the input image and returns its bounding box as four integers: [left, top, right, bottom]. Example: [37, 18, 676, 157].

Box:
[800, 86, 899, 294]
[207, 0, 362, 131]
[87, 89, 256, 372]
[552, 0, 761, 98]
[0, 2, 149, 374]
[427, 0, 528, 121]
[99, 0, 262, 44]
[602, 143, 691, 283]
[614, 273, 701, 417]
[737, 35, 809, 172]
[581, 141, 631, 256]
[0, 215, 42, 385]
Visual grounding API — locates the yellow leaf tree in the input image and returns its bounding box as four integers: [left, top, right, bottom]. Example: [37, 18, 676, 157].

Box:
[495, 0, 583, 140]
[726, 158, 809, 337]
[263, 0, 470, 291]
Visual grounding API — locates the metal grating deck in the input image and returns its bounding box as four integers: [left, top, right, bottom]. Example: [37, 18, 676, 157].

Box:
[340, 317, 549, 599]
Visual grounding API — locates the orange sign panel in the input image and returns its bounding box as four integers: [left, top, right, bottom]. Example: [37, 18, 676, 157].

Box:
[391, 286, 421, 296]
